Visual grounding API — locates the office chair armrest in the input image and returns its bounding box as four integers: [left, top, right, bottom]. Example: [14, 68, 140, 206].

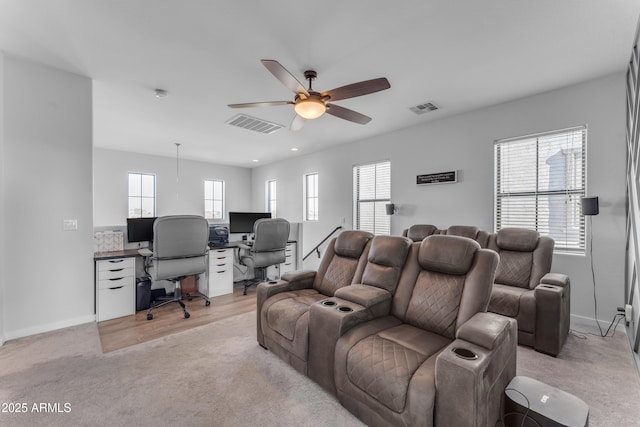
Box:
[138, 248, 153, 257]
[236, 242, 252, 250]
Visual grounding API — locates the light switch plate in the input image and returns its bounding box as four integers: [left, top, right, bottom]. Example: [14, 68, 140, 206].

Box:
[63, 219, 78, 230]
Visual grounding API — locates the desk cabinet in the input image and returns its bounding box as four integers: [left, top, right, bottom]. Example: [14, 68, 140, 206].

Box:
[282, 242, 297, 274]
[96, 257, 135, 321]
[267, 242, 297, 278]
[207, 248, 234, 297]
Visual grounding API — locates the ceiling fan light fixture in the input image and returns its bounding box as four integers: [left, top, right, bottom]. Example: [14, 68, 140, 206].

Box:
[294, 98, 326, 120]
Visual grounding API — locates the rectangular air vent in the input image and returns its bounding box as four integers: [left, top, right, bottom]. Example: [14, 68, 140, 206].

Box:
[225, 114, 284, 134]
[410, 101, 439, 115]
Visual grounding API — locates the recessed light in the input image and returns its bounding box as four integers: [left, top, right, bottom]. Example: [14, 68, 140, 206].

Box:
[290, 147, 299, 152]
[252, 159, 259, 163]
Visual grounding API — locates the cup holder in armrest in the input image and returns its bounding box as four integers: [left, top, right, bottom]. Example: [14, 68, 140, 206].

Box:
[337, 306, 353, 313]
[452, 347, 478, 360]
[321, 300, 337, 307]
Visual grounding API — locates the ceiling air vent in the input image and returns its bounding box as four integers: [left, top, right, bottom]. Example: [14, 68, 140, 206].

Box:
[225, 114, 284, 134]
[410, 101, 439, 115]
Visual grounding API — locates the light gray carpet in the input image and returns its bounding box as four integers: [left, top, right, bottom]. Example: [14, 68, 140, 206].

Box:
[1, 313, 639, 426]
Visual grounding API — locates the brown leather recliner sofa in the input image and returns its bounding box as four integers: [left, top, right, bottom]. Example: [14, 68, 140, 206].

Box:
[486, 228, 570, 356]
[257, 233, 517, 426]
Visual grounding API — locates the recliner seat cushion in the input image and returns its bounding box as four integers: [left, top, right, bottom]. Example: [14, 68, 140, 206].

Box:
[488, 284, 525, 317]
[261, 289, 326, 360]
[266, 290, 324, 341]
[346, 324, 450, 413]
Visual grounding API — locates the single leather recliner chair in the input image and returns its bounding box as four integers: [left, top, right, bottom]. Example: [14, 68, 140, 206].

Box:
[487, 227, 571, 356]
[256, 230, 373, 373]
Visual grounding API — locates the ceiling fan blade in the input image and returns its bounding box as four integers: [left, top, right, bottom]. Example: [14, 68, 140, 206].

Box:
[325, 103, 372, 124]
[290, 114, 305, 132]
[322, 78, 390, 102]
[261, 59, 309, 96]
[228, 101, 293, 108]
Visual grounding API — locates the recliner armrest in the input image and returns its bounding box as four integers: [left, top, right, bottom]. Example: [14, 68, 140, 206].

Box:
[456, 312, 513, 350]
[334, 284, 391, 309]
[540, 272, 570, 288]
[435, 313, 517, 426]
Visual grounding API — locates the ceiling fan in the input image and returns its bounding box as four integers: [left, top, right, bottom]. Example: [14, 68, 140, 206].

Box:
[228, 59, 390, 130]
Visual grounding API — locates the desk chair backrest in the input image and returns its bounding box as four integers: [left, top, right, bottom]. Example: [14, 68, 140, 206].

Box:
[249, 218, 290, 268]
[152, 215, 209, 281]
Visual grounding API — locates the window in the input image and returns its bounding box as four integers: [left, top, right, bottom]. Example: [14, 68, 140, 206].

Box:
[266, 179, 277, 216]
[204, 179, 225, 219]
[304, 172, 319, 221]
[494, 126, 586, 253]
[353, 161, 391, 235]
[128, 172, 156, 218]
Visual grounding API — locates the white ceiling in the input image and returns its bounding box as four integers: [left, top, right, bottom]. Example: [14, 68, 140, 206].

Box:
[1, 1, 639, 167]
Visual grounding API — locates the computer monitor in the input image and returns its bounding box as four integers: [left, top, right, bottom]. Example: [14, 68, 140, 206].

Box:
[126, 217, 157, 243]
[228, 212, 272, 234]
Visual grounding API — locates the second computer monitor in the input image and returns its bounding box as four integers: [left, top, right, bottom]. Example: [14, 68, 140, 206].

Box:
[228, 212, 272, 234]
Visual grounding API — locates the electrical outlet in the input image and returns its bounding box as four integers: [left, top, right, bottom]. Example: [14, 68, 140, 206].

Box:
[63, 219, 78, 230]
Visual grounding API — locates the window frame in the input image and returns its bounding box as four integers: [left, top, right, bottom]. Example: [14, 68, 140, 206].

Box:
[127, 172, 156, 218]
[266, 179, 277, 217]
[204, 178, 225, 220]
[353, 160, 391, 236]
[494, 126, 587, 254]
[304, 172, 319, 222]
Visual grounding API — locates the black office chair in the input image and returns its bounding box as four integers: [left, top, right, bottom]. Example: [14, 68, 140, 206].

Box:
[142, 215, 211, 320]
[238, 218, 290, 295]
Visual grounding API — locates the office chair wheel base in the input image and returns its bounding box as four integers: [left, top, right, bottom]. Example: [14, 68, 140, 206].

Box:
[205, 300, 211, 306]
[184, 311, 190, 319]
[147, 313, 153, 320]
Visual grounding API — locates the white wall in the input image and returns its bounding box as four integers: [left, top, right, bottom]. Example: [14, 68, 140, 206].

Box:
[3, 55, 94, 340]
[93, 148, 251, 227]
[251, 73, 626, 324]
[0, 53, 5, 344]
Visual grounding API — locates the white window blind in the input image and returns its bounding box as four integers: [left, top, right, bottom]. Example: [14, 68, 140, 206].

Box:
[204, 179, 225, 219]
[494, 126, 586, 253]
[128, 172, 156, 218]
[353, 161, 390, 235]
[305, 173, 319, 221]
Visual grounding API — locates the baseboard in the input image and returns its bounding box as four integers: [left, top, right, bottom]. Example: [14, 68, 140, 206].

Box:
[3, 314, 96, 342]
[570, 313, 627, 333]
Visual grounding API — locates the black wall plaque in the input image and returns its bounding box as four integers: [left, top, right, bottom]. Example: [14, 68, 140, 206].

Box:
[416, 171, 457, 185]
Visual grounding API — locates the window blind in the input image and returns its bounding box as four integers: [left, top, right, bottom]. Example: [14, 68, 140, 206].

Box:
[353, 161, 390, 235]
[495, 126, 586, 253]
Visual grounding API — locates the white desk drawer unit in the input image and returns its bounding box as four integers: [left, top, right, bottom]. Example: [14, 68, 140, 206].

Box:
[96, 257, 135, 321]
[281, 242, 297, 274]
[207, 248, 234, 297]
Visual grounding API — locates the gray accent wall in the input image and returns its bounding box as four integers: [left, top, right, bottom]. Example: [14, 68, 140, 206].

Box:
[625, 25, 640, 365]
[251, 72, 626, 326]
[2, 55, 93, 340]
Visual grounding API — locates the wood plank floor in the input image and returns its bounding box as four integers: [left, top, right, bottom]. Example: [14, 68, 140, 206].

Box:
[97, 283, 257, 353]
